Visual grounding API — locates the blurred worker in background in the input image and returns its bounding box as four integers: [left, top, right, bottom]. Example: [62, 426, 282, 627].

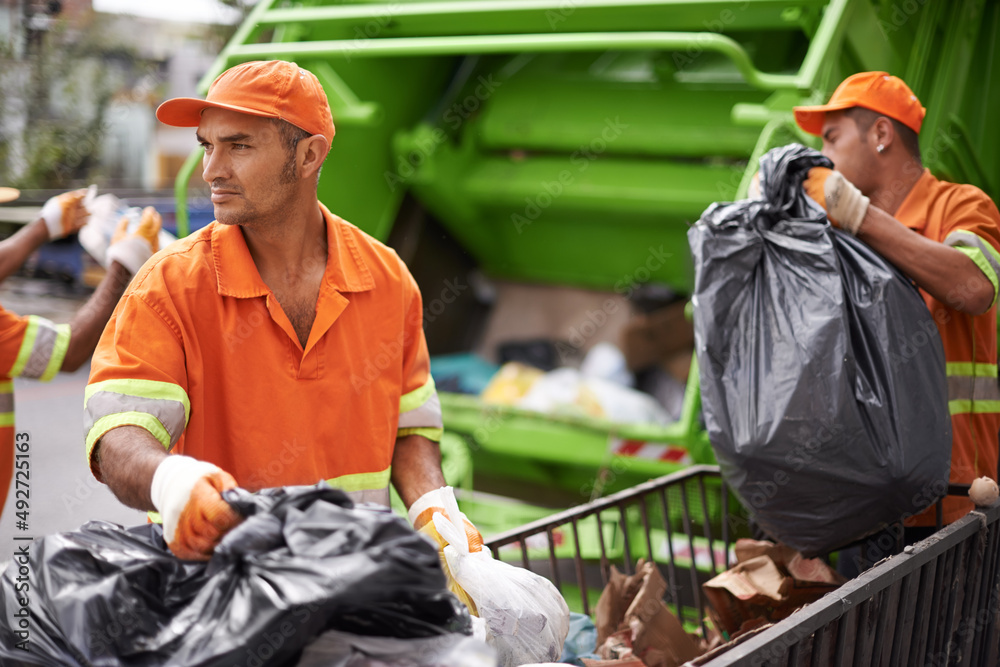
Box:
[0, 187, 160, 520]
[795, 72, 1000, 561]
[84, 60, 479, 562]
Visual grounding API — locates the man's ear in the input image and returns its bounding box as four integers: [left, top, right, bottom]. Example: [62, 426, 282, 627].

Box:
[872, 116, 895, 152]
[298, 135, 330, 179]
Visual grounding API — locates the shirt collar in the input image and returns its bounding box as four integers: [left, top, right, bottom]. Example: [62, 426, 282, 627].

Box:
[893, 168, 938, 232]
[213, 203, 375, 298]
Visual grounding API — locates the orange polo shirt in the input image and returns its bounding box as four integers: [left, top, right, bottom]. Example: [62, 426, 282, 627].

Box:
[85, 204, 441, 506]
[0, 307, 70, 518]
[895, 169, 1000, 525]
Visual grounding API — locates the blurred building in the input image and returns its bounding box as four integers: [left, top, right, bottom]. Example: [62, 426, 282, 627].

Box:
[0, 0, 228, 191]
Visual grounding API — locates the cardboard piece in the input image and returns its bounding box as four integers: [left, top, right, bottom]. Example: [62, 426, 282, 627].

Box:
[702, 539, 845, 636]
[620, 301, 693, 373]
[592, 560, 702, 667]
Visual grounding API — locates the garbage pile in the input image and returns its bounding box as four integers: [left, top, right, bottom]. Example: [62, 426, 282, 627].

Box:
[0, 485, 480, 666]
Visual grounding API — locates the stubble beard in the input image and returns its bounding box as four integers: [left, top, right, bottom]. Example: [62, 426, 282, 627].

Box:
[215, 153, 298, 228]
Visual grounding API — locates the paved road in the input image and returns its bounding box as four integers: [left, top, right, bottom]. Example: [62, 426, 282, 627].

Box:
[0, 279, 144, 562]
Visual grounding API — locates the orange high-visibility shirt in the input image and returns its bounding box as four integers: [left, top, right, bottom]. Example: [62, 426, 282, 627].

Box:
[86, 204, 441, 507]
[0, 307, 70, 518]
[895, 169, 1000, 526]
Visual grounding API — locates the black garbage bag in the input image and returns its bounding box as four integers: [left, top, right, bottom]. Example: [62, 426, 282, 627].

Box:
[0, 484, 470, 666]
[688, 143, 952, 556]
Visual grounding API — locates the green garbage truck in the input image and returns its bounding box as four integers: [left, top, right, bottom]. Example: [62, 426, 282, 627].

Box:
[173, 0, 1000, 533]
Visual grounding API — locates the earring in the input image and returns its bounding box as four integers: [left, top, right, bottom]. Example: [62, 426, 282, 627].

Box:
[877, 144, 885, 153]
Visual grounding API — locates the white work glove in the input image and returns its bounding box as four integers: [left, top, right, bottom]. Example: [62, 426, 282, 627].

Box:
[150, 455, 243, 561]
[40, 187, 91, 239]
[803, 167, 870, 235]
[106, 206, 161, 274]
[409, 486, 484, 614]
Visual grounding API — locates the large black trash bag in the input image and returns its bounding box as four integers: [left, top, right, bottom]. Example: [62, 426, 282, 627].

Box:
[0, 484, 470, 666]
[688, 143, 952, 557]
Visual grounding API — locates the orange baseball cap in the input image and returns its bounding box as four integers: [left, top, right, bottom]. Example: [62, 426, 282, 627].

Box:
[0, 187, 19, 204]
[156, 60, 335, 142]
[794, 71, 926, 137]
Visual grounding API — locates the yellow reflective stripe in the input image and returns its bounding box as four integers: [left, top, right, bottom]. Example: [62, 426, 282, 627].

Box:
[400, 376, 436, 414]
[326, 466, 391, 493]
[949, 400, 1000, 415]
[397, 427, 443, 442]
[953, 246, 999, 309]
[946, 362, 998, 378]
[85, 412, 172, 462]
[85, 378, 191, 424]
[40, 323, 70, 382]
[8, 318, 39, 378]
[1, 379, 16, 427]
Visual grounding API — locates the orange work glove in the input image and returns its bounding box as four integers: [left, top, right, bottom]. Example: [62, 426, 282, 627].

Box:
[408, 486, 484, 614]
[409, 491, 483, 553]
[40, 188, 90, 239]
[107, 206, 161, 274]
[803, 167, 870, 235]
[150, 455, 244, 561]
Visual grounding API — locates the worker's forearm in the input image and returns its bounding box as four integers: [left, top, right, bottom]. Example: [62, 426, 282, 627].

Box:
[0, 218, 50, 283]
[391, 434, 446, 508]
[858, 206, 994, 314]
[93, 425, 166, 511]
[62, 261, 132, 371]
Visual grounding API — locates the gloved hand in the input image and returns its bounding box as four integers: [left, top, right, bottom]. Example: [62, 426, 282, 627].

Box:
[150, 455, 244, 561]
[803, 167, 870, 235]
[409, 486, 484, 614]
[40, 188, 90, 239]
[106, 206, 161, 274]
[409, 486, 483, 553]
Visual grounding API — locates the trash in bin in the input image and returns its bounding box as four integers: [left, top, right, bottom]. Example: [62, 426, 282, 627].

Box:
[702, 538, 844, 637]
[0, 484, 469, 666]
[688, 143, 952, 556]
[592, 559, 702, 667]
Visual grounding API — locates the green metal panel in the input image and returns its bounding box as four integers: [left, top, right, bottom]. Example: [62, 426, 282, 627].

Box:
[257, 0, 830, 38]
[400, 139, 742, 291]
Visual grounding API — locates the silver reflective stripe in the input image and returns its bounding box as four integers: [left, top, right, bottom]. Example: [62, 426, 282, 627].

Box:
[947, 375, 1000, 403]
[945, 231, 1000, 278]
[84, 391, 188, 447]
[20, 321, 58, 379]
[398, 392, 442, 429]
[344, 487, 390, 507]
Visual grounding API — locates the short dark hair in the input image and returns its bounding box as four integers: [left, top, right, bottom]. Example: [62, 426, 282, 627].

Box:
[268, 118, 316, 184]
[268, 118, 312, 156]
[845, 107, 921, 162]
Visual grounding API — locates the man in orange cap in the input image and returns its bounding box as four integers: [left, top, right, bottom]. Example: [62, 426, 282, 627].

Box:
[0, 187, 160, 521]
[794, 72, 1000, 548]
[85, 60, 479, 562]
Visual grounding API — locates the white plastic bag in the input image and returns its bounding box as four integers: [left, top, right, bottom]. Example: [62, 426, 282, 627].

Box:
[432, 490, 570, 667]
[519, 367, 671, 425]
[79, 188, 177, 267]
